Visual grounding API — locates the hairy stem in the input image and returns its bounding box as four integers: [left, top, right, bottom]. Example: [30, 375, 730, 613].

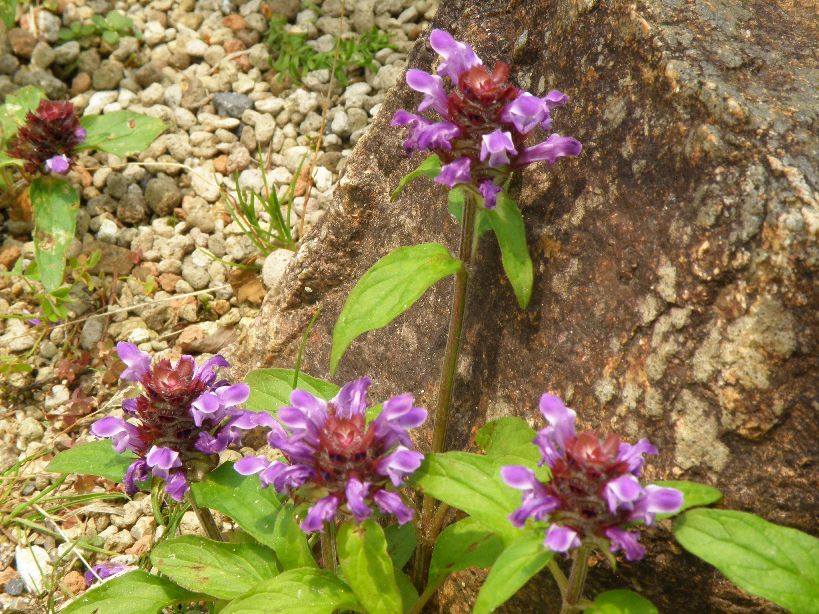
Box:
[548, 558, 569, 599]
[188, 489, 222, 542]
[320, 522, 337, 572]
[561, 544, 592, 613]
[412, 192, 477, 590]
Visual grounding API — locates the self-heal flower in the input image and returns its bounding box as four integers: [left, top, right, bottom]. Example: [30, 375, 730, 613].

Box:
[91, 343, 258, 501]
[501, 394, 683, 561]
[235, 377, 427, 533]
[7, 100, 86, 175]
[394, 29, 581, 207]
[84, 562, 132, 587]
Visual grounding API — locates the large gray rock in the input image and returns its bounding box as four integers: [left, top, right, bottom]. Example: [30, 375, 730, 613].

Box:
[228, 1, 817, 611]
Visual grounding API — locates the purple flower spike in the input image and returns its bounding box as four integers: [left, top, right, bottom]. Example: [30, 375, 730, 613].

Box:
[502, 393, 683, 561]
[233, 377, 426, 533]
[479, 180, 502, 208]
[517, 133, 583, 166]
[91, 347, 249, 501]
[436, 157, 471, 188]
[480, 130, 517, 167]
[45, 154, 71, 174]
[429, 29, 482, 82]
[406, 69, 449, 115]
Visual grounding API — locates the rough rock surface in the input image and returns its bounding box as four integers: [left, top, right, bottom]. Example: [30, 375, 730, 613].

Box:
[230, 0, 817, 611]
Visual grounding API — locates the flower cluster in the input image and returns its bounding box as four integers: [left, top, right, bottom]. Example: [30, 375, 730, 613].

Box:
[235, 377, 427, 533]
[91, 343, 260, 501]
[6, 100, 86, 175]
[392, 29, 582, 208]
[502, 395, 683, 561]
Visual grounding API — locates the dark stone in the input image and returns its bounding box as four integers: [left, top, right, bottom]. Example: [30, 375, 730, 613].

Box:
[145, 175, 182, 216]
[134, 62, 163, 89]
[12, 67, 66, 99]
[212, 92, 254, 118]
[7, 28, 36, 57]
[116, 193, 147, 225]
[92, 60, 124, 91]
[229, 0, 818, 612]
[4, 579, 24, 596]
[77, 48, 101, 74]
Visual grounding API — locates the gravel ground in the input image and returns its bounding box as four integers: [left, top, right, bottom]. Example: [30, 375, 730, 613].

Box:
[0, 0, 436, 610]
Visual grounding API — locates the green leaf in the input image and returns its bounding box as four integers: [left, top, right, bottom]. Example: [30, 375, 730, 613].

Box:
[485, 191, 533, 308]
[385, 522, 416, 569]
[150, 535, 278, 600]
[476, 416, 539, 465]
[0, 85, 43, 144]
[220, 568, 359, 614]
[447, 186, 491, 237]
[652, 480, 722, 519]
[245, 368, 339, 413]
[30, 176, 79, 292]
[330, 243, 462, 374]
[101, 29, 119, 46]
[429, 517, 504, 587]
[394, 570, 419, 613]
[672, 509, 819, 614]
[473, 530, 553, 614]
[412, 452, 521, 542]
[79, 110, 166, 157]
[47, 440, 136, 482]
[585, 589, 658, 614]
[390, 154, 441, 200]
[0, 0, 17, 29]
[190, 464, 316, 570]
[337, 520, 403, 614]
[60, 570, 198, 614]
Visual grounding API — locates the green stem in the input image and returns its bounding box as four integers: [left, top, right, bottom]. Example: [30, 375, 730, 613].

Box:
[412, 192, 477, 590]
[548, 558, 569, 599]
[320, 522, 337, 572]
[188, 489, 222, 542]
[561, 544, 592, 614]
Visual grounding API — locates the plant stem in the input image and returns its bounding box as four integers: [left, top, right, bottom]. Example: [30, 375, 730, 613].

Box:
[412, 192, 477, 590]
[188, 489, 222, 542]
[561, 544, 592, 614]
[547, 558, 569, 599]
[320, 522, 337, 572]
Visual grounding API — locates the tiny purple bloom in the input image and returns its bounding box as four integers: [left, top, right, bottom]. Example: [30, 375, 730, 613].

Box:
[545, 524, 581, 552]
[302, 495, 339, 533]
[373, 490, 414, 525]
[543, 90, 569, 112]
[480, 130, 517, 167]
[45, 154, 71, 174]
[84, 562, 130, 587]
[516, 133, 583, 166]
[479, 180, 502, 209]
[435, 157, 471, 188]
[346, 478, 373, 522]
[406, 69, 449, 115]
[74, 126, 87, 142]
[500, 93, 549, 135]
[603, 474, 644, 514]
[116, 342, 151, 382]
[429, 29, 482, 82]
[605, 527, 646, 561]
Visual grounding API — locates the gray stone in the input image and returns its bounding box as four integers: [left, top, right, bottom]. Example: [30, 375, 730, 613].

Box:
[4, 578, 24, 596]
[80, 317, 104, 350]
[261, 249, 294, 289]
[268, 0, 300, 19]
[145, 176, 182, 216]
[93, 60, 124, 91]
[30, 42, 55, 69]
[213, 92, 254, 118]
[36, 9, 61, 42]
[181, 263, 210, 290]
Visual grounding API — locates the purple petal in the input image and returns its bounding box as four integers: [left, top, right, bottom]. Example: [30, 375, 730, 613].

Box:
[376, 446, 424, 486]
[381, 394, 426, 427]
[123, 460, 150, 495]
[604, 474, 644, 514]
[234, 456, 270, 475]
[191, 392, 221, 427]
[333, 377, 372, 419]
[644, 485, 684, 514]
[500, 92, 548, 134]
[539, 394, 576, 446]
[373, 490, 414, 525]
[616, 439, 658, 475]
[543, 90, 569, 111]
[508, 494, 560, 528]
[164, 471, 189, 501]
[479, 180, 502, 209]
[74, 126, 87, 142]
[435, 157, 471, 188]
[301, 495, 339, 533]
[516, 133, 582, 166]
[391, 111, 460, 153]
[90, 417, 140, 454]
[85, 562, 129, 587]
[121, 398, 138, 414]
[605, 527, 646, 561]
[266, 463, 313, 492]
[345, 478, 373, 522]
[230, 410, 277, 430]
[405, 69, 448, 116]
[194, 354, 230, 383]
[216, 383, 250, 407]
[429, 29, 482, 82]
[116, 342, 151, 381]
[45, 154, 71, 174]
[145, 446, 182, 479]
[500, 465, 539, 490]
[545, 524, 581, 552]
[289, 390, 328, 423]
[195, 430, 230, 455]
[480, 130, 517, 168]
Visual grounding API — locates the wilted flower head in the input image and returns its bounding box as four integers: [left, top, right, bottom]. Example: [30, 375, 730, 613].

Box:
[6, 100, 86, 175]
[235, 377, 427, 533]
[91, 342, 258, 501]
[392, 29, 582, 208]
[501, 395, 683, 561]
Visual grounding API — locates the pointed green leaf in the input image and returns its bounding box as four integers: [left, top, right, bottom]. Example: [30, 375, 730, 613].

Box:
[394, 570, 419, 613]
[486, 191, 533, 308]
[190, 464, 316, 569]
[0, 85, 43, 144]
[330, 243, 462, 374]
[337, 520, 402, 614]
[79, 110, 166, 157]
[673, 509, 819, 614]
[47, 440, 136, 482]
[476, 416, 539, 465]
[385, 522, 417, 569]
[473, 530, 554, 614]
[30, 176, 79, 292]
[151, 535, 278, 599]
[585, 589, 658, 613]
[60, 570, 198, 614]
[652, 480, 722, 520]
[0, 0, 17, 29]
[411, 452, 521, 541]
[390, 154, 441, 201]
[245, 368, 339, 412]
[429, 517, 504, 587]
[220, 568, 359, 614]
